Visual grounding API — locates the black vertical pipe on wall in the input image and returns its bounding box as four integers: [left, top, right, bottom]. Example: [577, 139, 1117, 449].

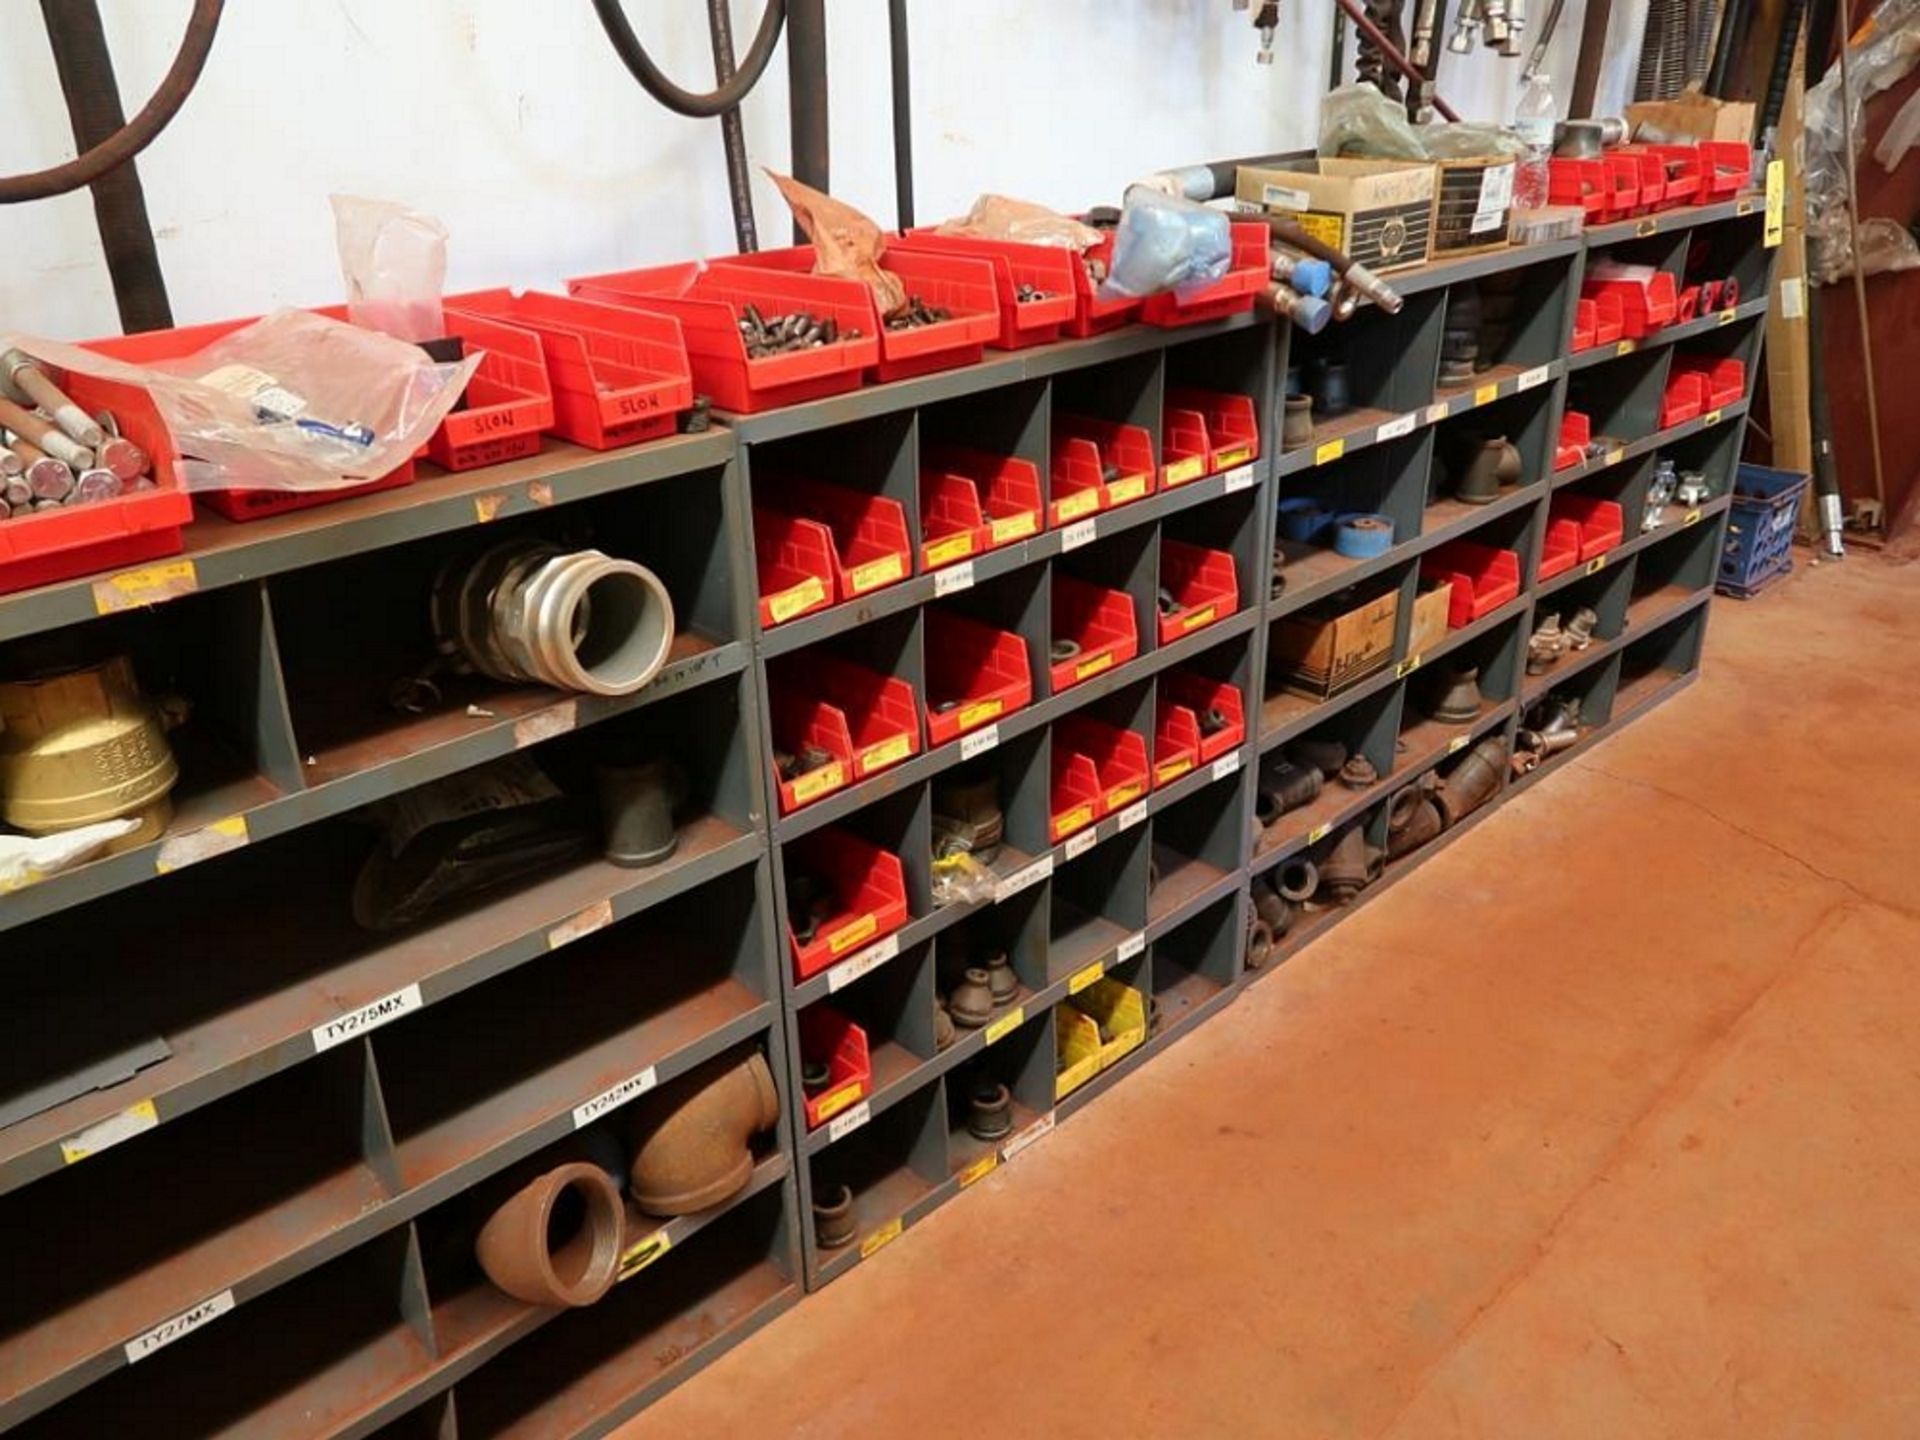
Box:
[38, 0, 173, 332]
[708, 0, 759, 251]
[787, 0, 829, 241]
[889, 0, 914, 229]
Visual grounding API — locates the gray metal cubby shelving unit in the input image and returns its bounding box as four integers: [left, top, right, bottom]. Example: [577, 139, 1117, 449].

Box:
[0, 193, 1770, 1437]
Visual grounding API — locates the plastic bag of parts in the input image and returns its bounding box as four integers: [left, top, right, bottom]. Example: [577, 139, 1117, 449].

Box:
[1320, 82, 1428, 159]
[331, 194, 449, 343]
[766, 169, 908, 316]
[3, 311, 478, 493]
[930, 851, 997, 907]
[935, 194, 1104, 251]
[1100, 188, 1231, 300]
[1421, 123, 1526, 160]
[1805, 0, 1920, 281]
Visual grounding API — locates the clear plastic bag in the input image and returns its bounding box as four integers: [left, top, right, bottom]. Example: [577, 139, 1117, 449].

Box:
[930, 851, 998, 906]
[331, 194, 449, 343]
[2, 310, 478, 493]
[935, 194, 1103, 251]
[1320, 82, 1428, 159]
[1805, 0, 1920, 281]
[1099, 188, 1231, 300]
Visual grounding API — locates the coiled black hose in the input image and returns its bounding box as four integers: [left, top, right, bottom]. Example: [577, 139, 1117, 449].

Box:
[1757, 0, 1809, 142]
[592, 0, 787, 119]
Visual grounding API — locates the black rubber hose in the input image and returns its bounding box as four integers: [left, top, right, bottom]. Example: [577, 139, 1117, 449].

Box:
[889, 0, 914, 228]
[0, 0, 221, 205]
[38, 0, 173, 330]
[1806, 281, 1844, 539]
[1705, 0, 1747, 96]
[1757, 0, 1809, 141]
[707, 0, 758, 252]
[591, 0, 786, 119]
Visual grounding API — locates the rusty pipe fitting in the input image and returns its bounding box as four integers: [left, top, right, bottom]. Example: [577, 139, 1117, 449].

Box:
[627, 1051, 779, 1216]
[475, 1161, 625, 1307]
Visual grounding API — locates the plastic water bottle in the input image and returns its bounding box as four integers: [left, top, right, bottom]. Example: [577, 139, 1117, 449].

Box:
[1513, 69, 1557, 209]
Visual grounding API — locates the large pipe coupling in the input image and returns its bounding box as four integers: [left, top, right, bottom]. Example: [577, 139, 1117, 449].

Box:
[435, 540, 676, 697]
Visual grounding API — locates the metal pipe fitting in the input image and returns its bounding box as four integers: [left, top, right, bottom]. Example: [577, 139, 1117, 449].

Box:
[434, 540, 677, 698]
[0, 348, 105, 447]
[0, 396, 92, 470]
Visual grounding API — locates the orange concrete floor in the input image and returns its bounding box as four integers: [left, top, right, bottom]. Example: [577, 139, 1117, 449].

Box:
[618, 553, 1920, 1440]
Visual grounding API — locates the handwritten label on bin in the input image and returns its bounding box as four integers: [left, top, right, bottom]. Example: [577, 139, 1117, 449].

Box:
[1376, 412, 1417, 443]
[828, 933, 899, 993]
[126, 1290, 234, 1364]
[960, 723, 1000, 761]
[1222, 463, 1257, 494]
[311, 983, 422, 1053]
[1517, 364, 1551, 392]
[60, 1099, 159, 1165]
[1060, 518, 1098, 552]
[1063, 827, 1100, 862]
[934, 560, 975, 597]
[1117, 931, 1146, 963]
[1211, 751, 1241, 782]
[826, 1100, 872, 1143]
[573, 1066, 658, 1129]
[93, 559, 199, 616]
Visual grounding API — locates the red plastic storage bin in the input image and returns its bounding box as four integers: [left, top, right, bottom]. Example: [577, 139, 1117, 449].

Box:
[922, 445, 1044, 549]
[1160, 404, 1212, 489]
[1659, 371, 1707, 428]
[1051, 576, 1139, 691]
[1673, 355, 1745, 409]
[786, 827, 910, 980]
[1047, 433, 1110, 525]
[1676, 284, 1702, 322]
[1556, 408, 1591, 471]
[1620, 149, 1666, 213]
[1166, 385, 1260, 472]
[1571, 298, 1598, 352]
[1583, 270, 1676, 338]
[1537, 518, 1581, 580]
[1063, 228, 1145, 337]
[1699, 141, 1751, 198]
[1054, 414, 1155, 508]
[1550, 493, 1625, 561]
[1156, 540, 1239, 643]
[445, 288, 692, 448]
[798, 1006, 873, 1128]
[1162, 670, 1245, 764]
[769, 653, 920, 812]
[1648, 143, 1704, 206]
[890, 230, 1079, 350]
[924, 610, 1033, 744]
[1601, 154, 1641, 219]
[1591, 291, 1626, 347]
[714, 245, 1000, 382]
[1548, 157, 1609, 219]
[754, 506, 837, 628]
[1421, 541, 1521, 628]
[920, 469, 989, 570]
[83, 315, 417, 523]
[769, 683, 854, 814]
[1057, 713, 1150, 817]
[1140, 221, 1268, 326]
[1152, 697, 1202, 785]
[567, 262, 874, 413]
[1049, 744, 1103, 841]
[760, 474, 911, 601]
[422, 312, 556, 471]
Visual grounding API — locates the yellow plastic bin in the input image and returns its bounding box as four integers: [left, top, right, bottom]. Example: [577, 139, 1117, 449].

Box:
[1053, 976, 1148, 1100]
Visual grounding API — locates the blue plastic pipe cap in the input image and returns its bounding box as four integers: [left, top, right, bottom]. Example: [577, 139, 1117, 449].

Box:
[1292, 257, 1333, 298]
[1290, 292, 1333, 334]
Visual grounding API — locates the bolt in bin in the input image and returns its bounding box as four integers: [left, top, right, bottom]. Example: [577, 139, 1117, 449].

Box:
[890, 230, 1079, 349]
[1162, 669, 1246, 763]
[567, 261, 874, 413]
[714, 245, 1001, 382]
[799, 1006, 874, 1128]
[924, 610, 1033, 745]
[1421, 540, 1522, 627]
[1057, 713, 1151, 816]
[1718, 462, 1807, 598]
[1550, 493, 1625, 560]
[1157, 541, 1239, 643]
[445, 288, 693, 448]
[1140, 221, 1269, 325]
[754, 506, 838, 628]
[1050, 576, 1140, 692]
[760, 473, 912, 601]
[1152, 698, 1203, 784]
[923, 445, 1044, 549]
[1166, 385, 1260, 472]
[1049, 745, 1103, 841]
[786, 827, 910, 980]
[1055, 414, 1155, 507]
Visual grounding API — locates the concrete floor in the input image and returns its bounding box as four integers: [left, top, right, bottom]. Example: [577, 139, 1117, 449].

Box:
[619, 554, 1920, 1440]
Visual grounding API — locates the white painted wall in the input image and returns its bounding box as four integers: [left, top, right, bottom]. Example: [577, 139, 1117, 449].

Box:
[0, 0, 1642, 340]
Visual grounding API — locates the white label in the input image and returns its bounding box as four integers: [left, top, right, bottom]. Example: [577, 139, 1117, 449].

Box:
[1000, 1111, 1055, 1160]
[827, 1100, 871, 1142]
[1063, 827, 1099, 861]
[1060, 518, 1097, 552]
[960, 723, 1000, 760]
[1222, 463, 1256, 494]
[1779, 276, 1804, 320]
[125, 1290, 235, 1363]
[1376, 411, 1417, 442]
[311, 983, 422, 1053]
[934, 561, 975, 597]
[1260, 183, 1312, 212]
[828, 934, 899, 992]
[1517, 364, 1550, 392]
[1211, 751, 1242, 781]
[1477, 161, 1516, 212]
[1117, 931, 1146, 962]
[572, 1066, 658, 1128]
[996, 854, 1054, 903]
[513, 700, 578, 749]
[1117, 799, 1149, 830]
[59, 1101, 159, 1165]
[1470, 207, 1504, 235]
[1425, 401, 1450, 424]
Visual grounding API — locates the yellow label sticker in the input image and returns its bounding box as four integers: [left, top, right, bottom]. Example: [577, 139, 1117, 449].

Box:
[1069, 960, 1106, 994]
[812, 1083, 863, 1122]
[1162, 456, 1206, 487]
[1213, 444, 1254, 469]
[1155, 753, 1195, 783]
[1616, 339, 1636, 357]
[1178, 603, 1219, 633]
[1107, 474, 1149, 504]
[925, 533, 975, 568]
[847, 553, 905, 594]
[1635, 218, 1659, 237]
[1307, 822, 1331, 844]
[985, 1007, 1026, 1044]
[1395, 653, 1422, 678]
[1719, 307, 1738, 326]
[1586, 555, 1607, 576]
[790, 761, 846, 803]
[1702, 408, 1723, 427]
[858, 734, 913, 774]
[1606, 447, 1626, 468]
[958, 1153, 998, 1188]
[473, 492, 509, 523]
[1056, 489, 1100, 521]
[826, 911, 879, 956]
[92, 559, 199, 616]
[989, 510, 1039, 545]
[154, 814, 249, 875]
[60, 1098, 159, 1165]
[1314, 437, 1346, 466]
[1053, 803, 1095, 840]
[1105, 781, 1145, 811]
[1764, 159, 1785, 247]
[957, 698, 1003, 730]
[860, 1217, 903, 1258]
[618, 1229, 673, 1281]
[1073, 650, 1115, 681]
[1684, 507, 1703, 526]
[1448, 734, 1470, 754]
[1473, 382, 1499, 407]
[767, 575, 827, 624]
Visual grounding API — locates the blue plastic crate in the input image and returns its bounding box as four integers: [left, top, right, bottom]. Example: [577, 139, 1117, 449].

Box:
[1717, 463, 1807, 598]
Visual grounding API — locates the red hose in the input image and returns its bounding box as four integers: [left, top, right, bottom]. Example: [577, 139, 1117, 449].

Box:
[1333, 0, 1462, 121]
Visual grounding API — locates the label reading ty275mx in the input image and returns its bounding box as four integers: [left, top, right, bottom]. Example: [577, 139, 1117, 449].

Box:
[310, 983, 423, 1053]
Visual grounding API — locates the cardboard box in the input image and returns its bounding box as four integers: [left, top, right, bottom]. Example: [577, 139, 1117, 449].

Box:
[1236, 159, 1436, 273]
[1431, 156, 1515, 257]
[1271, 585, 1400, 697]
[1625, 93, 1756, 144]
[1408, 578, 1453, 658]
